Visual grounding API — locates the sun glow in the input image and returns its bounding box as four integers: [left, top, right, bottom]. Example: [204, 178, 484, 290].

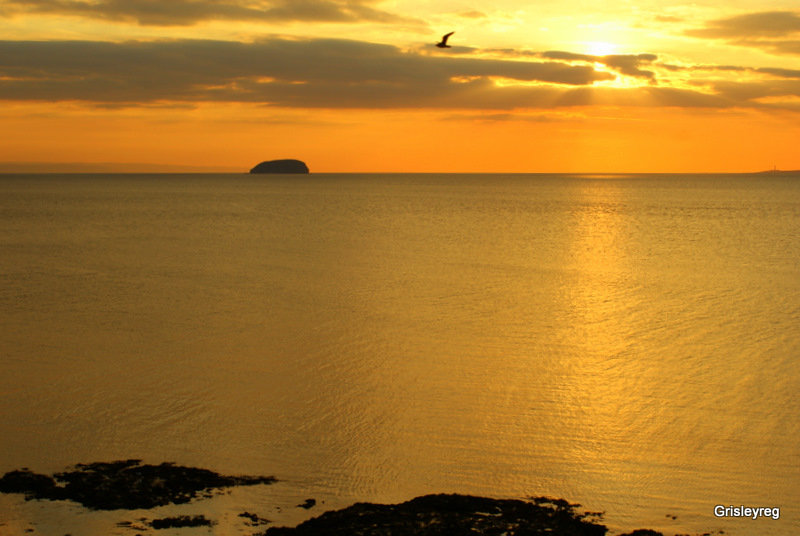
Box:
[584, 41, 618, 56]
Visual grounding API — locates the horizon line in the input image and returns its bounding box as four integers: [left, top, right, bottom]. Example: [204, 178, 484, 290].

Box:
[0, 162, 798, 176]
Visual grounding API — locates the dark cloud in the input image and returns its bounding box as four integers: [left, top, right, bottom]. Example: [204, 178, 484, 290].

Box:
[501, 49, 659, 80]
[1, 0, 419, 26]
[2, 38, 798, 112]
[0, 38, 614, 108]
[657, 63, 684, 72]
[685, 11, 800, 56]
[698, 64, 749, 72]
[686, 11, 800, 39]
[758, 39, 800, 55]
[541, 51, 659, 80]
[755, 67, 800, 79]
[654, 61, 800, 108]
[666, 62, 800, 80]
[709, 79, 800, 102]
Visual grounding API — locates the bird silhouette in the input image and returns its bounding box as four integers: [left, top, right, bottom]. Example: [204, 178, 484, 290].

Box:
[436, 32, 454, 48]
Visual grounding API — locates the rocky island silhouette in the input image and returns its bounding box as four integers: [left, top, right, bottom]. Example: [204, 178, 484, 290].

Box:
[250, 159, 310, 174]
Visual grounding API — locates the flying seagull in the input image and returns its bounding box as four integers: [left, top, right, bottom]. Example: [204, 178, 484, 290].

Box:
[436, 31, 454, 48]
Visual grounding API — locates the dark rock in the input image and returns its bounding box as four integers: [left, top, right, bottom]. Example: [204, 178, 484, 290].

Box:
[619, 531, 664, 536]
[150, 515, 213, 529]
[264, 493, 608, 536]
[0, 460, 276, 510]
[0, 469, 60, 498]
[297, 498, 316, 509]
[240, 511, 271, 526]
[250, 159, 309, 174]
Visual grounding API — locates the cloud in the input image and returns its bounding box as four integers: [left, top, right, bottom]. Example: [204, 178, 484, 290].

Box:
[709, 79, 800, 102]
[1, 0, 419, 26]
[665, 62, 800, 80]
[686, 11, 800, 56]
[0, 38, 615, 109]
[756, 67, 800, 79]
[485, 49, 660, 80]
[541, 51, 659, 80]
[686, 11, 800, 39]
[756, 40, 800, 56]
[2, 37, 798, 112]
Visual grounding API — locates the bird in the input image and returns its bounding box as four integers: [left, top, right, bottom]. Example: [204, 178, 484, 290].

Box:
[436, 31, 454, 48]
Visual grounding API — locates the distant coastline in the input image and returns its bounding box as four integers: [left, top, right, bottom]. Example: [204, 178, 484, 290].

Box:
[0, 162, 241, 173]
[755, 169, 800, 175]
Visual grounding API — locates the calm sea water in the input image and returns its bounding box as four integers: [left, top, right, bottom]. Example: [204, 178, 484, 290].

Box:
[1, 173, 798, 535]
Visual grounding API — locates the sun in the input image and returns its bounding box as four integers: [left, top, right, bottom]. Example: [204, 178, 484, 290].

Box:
[584, 41, 618, 56]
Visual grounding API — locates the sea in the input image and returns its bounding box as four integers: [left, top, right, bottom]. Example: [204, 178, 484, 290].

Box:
[0, 172, 798, 536]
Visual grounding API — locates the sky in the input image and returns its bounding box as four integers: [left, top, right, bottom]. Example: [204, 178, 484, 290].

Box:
[1, 0, 800, 172]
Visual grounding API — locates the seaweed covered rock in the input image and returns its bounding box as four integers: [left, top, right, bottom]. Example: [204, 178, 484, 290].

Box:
[150, 515, 214, 529]
[264, 493, 608, 536]
[0, 469, 59, 498]
[240, 511, 272, 526]
[0, 460, 275, 510]
[297, 498, 316, 509]
[250, 159, 309, 174]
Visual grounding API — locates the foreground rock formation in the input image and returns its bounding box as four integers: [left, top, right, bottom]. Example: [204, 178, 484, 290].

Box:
[0, 459, 275, 510]
[1, 462, 687, 535]
[264, 494, 640, 536]
[250, 159, 310, 174]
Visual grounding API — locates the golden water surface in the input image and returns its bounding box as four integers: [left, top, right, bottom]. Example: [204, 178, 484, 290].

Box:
[1, 173, 798, 535]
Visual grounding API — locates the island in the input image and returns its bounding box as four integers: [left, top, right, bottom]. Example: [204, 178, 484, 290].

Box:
[755, 169, 800, 175]
[250, 159, 310, 174]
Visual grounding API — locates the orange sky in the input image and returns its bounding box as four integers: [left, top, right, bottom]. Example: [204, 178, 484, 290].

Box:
[1, 1, 800, 172]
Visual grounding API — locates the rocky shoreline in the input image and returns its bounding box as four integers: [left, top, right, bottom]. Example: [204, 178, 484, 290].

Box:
[265, 494, 623, 536]
[0, 461, 716, 535]
[0, 459, 275, 510]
